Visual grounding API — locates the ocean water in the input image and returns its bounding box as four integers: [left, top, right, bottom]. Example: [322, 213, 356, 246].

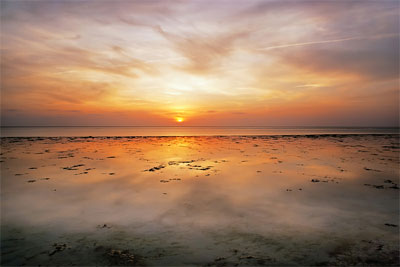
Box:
[0, 126, 398, 137]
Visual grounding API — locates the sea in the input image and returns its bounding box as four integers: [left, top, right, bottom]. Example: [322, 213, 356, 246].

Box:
[1, 126, 398, 137]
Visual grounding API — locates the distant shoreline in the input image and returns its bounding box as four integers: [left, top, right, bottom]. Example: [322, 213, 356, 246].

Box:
[1, 126, 398, 137]
[1, 126, 399, 128]
[1, 134, 400, 139]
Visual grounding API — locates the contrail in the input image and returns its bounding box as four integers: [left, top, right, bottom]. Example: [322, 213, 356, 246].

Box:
[257, 33, 399, 51]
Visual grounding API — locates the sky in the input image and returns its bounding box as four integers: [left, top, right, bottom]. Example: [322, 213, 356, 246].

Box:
[1, 0, 399, 126]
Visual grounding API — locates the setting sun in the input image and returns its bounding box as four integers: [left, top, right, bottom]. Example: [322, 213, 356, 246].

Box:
[1, 1, 398, 127]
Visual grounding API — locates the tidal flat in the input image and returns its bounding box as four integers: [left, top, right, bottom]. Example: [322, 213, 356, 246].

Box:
[1, 135, 399, 266]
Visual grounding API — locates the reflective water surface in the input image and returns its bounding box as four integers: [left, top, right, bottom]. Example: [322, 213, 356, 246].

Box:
[1, 135, 399, 266]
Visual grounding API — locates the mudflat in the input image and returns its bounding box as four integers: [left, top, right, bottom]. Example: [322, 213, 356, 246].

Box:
[1, 135, 399, 266]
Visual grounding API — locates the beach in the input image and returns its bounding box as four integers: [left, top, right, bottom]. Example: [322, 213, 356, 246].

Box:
[1, 134, 399, 266]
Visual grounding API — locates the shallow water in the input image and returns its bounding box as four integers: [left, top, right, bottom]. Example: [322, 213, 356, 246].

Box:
[1, 135, 399, 266]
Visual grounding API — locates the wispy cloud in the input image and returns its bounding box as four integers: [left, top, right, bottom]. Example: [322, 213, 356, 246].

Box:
[1, 0, 398, 126]
[155, 26, 248, 74]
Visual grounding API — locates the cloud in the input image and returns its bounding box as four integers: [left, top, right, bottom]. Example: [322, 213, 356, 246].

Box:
[155, 26, 248, 74]
[1, 0, 398, 126]
[278, 36, 399, 81]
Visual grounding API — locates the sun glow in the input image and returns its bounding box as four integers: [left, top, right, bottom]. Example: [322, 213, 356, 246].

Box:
[1, 1, 397, 127]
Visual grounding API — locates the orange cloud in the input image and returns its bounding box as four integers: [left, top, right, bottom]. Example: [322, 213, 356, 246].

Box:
[1, 0, 399, 126]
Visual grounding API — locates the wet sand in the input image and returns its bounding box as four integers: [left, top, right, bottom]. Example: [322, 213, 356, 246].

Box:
[1, 135, 399, 266]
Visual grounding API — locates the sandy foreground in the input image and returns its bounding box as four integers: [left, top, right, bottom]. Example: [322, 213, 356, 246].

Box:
[1, 135, 399, 266]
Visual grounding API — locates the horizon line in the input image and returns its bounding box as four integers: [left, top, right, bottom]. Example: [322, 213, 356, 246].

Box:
[1, 125, 399, 128]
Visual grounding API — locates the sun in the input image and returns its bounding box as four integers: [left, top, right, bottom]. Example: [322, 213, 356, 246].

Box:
[175, 117, 184, 123]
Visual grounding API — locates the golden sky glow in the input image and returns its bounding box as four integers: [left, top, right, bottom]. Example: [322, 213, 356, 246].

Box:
[1, 0, 399, 126]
